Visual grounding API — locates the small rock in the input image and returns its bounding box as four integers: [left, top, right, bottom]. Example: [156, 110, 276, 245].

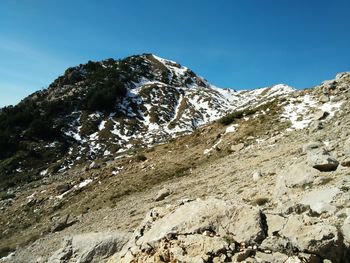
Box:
[230, 143, 245, 152]
[319, 94, 330, 103]
[303, 141, 324, 153]
[56, 184, 71, 195]
[252, 171, 262, 182]
[314, 110, 329, 120]
[154, 188, 170, 201]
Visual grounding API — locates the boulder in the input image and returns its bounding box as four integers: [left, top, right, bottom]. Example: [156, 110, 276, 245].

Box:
[49, 231, 129, 263]
[279, 215, 343, 261]
[313, 110, 329, 121]
[154, 188, 170, 201]
[306, 148, 339, 171]
[299, 187, 340, 214]
[303, 142, 339, 171]
[230, 143, 245, 152]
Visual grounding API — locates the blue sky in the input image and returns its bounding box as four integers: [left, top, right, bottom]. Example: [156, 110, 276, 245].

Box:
[1, 0, 349, 107]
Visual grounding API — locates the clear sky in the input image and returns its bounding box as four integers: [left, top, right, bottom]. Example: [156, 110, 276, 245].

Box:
[1, 0, 350, 107]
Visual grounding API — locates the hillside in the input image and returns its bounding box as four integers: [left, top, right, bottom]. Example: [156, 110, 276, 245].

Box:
[0, 55, 349, 263]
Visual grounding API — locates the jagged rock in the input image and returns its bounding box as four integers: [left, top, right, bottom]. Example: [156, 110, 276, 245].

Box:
[110, 198, 267, 262]
[48, 238, 73, 263]
[89, 161, 100, 170]
[279, 215, 343, 262]
[314, 110, 329, 120]
[340, 156, 350, 167]
[306, 148, 339, 172]
[303, 142, 339, 171]
[51, 214, 78, 232]
[49, 231, 129, 263]
[154, 188, 170, 201]
[265, 214, 287, 236]
[230, 143, 245, 152]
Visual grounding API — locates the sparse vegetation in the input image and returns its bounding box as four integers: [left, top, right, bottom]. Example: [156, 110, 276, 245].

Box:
[252, 197, 270, 206]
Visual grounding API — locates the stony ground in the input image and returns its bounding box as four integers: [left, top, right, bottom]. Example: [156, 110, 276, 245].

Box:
[1, 73, 350, 262]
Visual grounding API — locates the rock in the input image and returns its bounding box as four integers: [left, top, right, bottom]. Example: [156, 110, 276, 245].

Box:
[340, 156, 350, 167]
[274, 162, 319, 197]
[303, 143, 339, 171]
[299, 187, 340, 214]
[309, 121, 323, 133]
[89, 161, 100, 170]
[232, 249, 254, 262]
[307, 148, 339, 172]
[302, 141, 324, 153]
[154, 188, 170, 201]
[255, 251, 288, 263]
[49, 231, 129, 263]
[111, 198, 267, 262]
[319, 94, 330, 103]
[279, 215, 343, 261]
[342, 215, 350, 245]
[51, 214, 78, 232]
[314, 110, 329, 120]
[252, 171, 262, 181]
[230, 143, 245, 152]
[48, 238, 73, 263]
[265, 214, 287, 236]
[56, 183, 71, 194]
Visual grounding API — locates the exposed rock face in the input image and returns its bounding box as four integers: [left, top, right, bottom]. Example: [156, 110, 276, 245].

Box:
[49, 231, 130, 263]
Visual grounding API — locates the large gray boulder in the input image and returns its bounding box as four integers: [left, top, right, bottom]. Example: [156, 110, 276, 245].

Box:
[48, 231, 130, 263]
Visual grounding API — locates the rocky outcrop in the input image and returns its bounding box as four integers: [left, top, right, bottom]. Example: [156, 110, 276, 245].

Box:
[107, 197, 350, 263]
[48, 231, 130, 263]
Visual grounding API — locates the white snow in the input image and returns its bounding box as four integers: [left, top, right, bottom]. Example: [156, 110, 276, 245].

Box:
[39, 169, 48, 176]
[99, 120, 106, 131]
[281, 95, 317, 130]
[77, 179, 92, 188]
[225, 124, 238, 134]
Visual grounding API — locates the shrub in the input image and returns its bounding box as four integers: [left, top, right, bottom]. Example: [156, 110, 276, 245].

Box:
[219, 108, 257, 125]
[135, 154, 147, 162]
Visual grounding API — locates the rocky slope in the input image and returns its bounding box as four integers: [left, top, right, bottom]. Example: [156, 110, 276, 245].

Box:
[0, 55, 349, 262]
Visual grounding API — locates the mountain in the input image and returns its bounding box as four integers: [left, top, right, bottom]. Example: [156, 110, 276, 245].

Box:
[1, 54, 350, 262]
[0, 54, 294, 190]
